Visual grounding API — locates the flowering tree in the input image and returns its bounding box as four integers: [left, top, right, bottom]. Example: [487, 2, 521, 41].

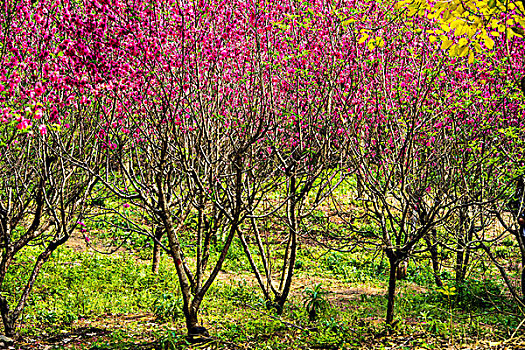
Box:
[4, 0, 525, 338]
[37, 0, 319, 337]
[332, 1, 525, 324]
[0, 1, 105, 336]
[234, 2, 359, 313]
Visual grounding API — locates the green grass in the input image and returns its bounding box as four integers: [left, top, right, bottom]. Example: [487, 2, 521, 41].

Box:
[5, 206, 525, 349]
[7, 244, 521, 349]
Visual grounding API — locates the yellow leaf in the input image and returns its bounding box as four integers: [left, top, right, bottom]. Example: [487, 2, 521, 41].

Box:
[458, 37, 468, 46]
[448, 44, 457, 56]
[358, 33, 369, 44]
[473, 41, 482, 52]
[450, 19, 463, 29]
[428, 11, 439, 20]
[483, 35, 495, 49]
[441, 39, 454, 50]
[468, 50, 474, 64]
[467, 26, 477, 38]
[456, 24, 468, 36]
[407, 7, 418, 16]
[457, 45, 469, 57]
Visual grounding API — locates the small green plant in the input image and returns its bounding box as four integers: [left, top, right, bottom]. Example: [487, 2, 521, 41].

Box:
[153, 293, 183, 322]
[436, 285, 456, 335]
[303, 283, 330, 322]
[222, 279, 257, 305]
[157, 329, 188, 349]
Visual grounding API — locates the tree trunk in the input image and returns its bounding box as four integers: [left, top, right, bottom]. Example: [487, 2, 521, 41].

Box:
[185, 297, 203, 334]
[515, 224, 525, 298]
[2, 319, 14, 338]
[386, 256, 398, 325]
[521, 259, 525, 299]
[426, 229, 443, 287]
[462, 225, 474, 283]
[237, 228, 271, 302]
[0, 297, 14, 337]
[152, 226, 163, 274]
[455, 210, 468, 286]
[396, 260, 407, 280]
[480, 241, 525, 307]
[456, 243, 465, 285]
[275, 174, 298, 315]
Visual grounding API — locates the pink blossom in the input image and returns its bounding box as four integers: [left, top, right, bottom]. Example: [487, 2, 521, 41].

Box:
[38, 124, 47, 136]
[16, 117, 31, 130]
[34, 108, 43, 119]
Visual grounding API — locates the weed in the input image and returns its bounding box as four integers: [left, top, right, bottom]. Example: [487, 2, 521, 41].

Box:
[222, 279, 259, 305]
[303, 283, 331, 322]
[153, 293, 183, 322]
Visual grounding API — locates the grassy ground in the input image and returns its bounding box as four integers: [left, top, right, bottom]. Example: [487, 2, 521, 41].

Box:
[7, 228, 525, 350]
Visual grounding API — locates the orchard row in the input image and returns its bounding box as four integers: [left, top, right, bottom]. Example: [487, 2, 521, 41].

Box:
[1, 0, 524, 338]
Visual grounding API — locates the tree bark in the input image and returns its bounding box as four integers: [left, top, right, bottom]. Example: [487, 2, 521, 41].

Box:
[185, 297, 202, 332]
[152, 226, 163, 274]
[275, 174, 298, 315]
[425, 229, 443, 287]
[0, 295, 14, 337]
[386, 255, 398, 325]
[455, 210, 468, 286]
[519, 225, 525, 297]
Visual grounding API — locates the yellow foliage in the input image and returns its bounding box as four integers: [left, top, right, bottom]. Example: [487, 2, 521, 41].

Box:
[457, 44, 469, 57]
[483, 34, 495, 49]
[468, 50, 475, 64]
[458, 37, 468, 46]
[441, 39, 454, 50]
[397, 0, 525, 57]
[358, 33, 369, 44]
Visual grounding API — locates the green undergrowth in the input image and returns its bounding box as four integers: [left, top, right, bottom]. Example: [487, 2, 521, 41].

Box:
[7, 237, 524, 350]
